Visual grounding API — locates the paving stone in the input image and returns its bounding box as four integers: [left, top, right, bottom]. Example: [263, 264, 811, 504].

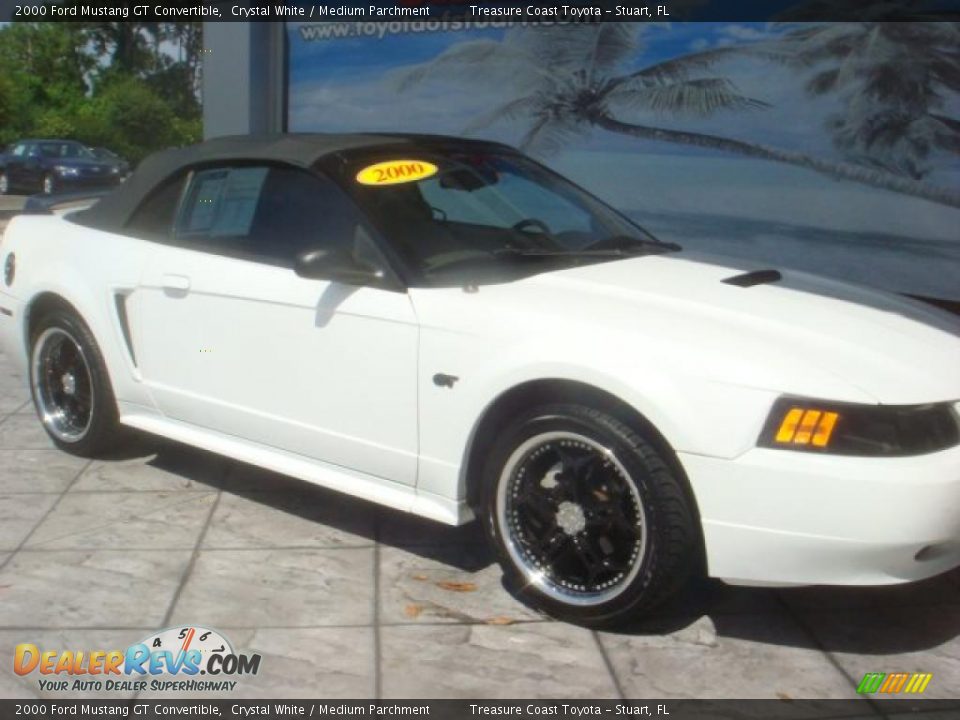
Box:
[378, 506, 485, 547]
[219, 462, 323, 496]
[379, 543, 541, 625]
[0, 449, 89, 494]
[0, 365, 26, 397]
[202, 490, 374, 550]
[0, 390, 29, 415]
[139, 627, 375, 699]
[24, 492, 217, 550]
[640, 578, 783, 623]
[796, 607, 960, 700]
[0, 628, 149, 698]
[0, 550, 191, 628]
[779, 572, 960, 612]
[170, 548, 375, 628]
[0, 415, 55, 449]
[381, 622, 618, 698]
[73, 444, 229, 493]
[0, 494, 58, 551]
[599, 613, 856, 699]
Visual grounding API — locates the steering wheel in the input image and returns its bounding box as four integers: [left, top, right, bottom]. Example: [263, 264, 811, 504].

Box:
[512, 218, 552, 236]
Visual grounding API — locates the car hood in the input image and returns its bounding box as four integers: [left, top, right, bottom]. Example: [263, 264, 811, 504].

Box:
[53, 158, 115, 171]
[410, 251, 960, 404]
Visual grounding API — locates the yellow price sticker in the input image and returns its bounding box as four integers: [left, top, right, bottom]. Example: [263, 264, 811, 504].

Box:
[356, 159, 438, 186]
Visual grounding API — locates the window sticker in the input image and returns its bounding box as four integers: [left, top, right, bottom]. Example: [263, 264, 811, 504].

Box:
[356, 159, 438, 186]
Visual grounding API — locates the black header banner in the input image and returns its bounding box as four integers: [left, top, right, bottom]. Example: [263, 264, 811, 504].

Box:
[1, 0, 959, 23]
[1, 700, 960, 720]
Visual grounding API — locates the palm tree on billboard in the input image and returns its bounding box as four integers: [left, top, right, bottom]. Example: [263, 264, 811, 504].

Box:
[770, 21, 959, 181]
[397, 24, 960, 208]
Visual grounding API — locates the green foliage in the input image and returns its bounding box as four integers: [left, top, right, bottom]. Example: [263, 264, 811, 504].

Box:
[0, 21, 201, 160]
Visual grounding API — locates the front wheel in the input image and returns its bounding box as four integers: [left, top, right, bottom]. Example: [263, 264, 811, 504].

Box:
[0, 172, 9, 195]
[29, 309, 119, 456]
[42, 174, 55, 195]
[481, 403, 699, 627]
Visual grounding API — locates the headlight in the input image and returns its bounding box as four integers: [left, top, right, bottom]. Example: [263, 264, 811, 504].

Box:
[759, 397, 960, 457]
[110, 166, 120, 174]
[55, 166, 79, 177]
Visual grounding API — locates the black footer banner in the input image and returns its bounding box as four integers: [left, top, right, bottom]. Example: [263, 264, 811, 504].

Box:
[1, 700, 959, 720]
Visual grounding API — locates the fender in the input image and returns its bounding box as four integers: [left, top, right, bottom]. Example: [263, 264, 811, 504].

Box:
[8, 215, 154, 411]
[415, 333, 783, 502]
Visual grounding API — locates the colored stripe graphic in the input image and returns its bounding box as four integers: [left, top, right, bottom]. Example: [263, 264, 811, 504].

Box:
[904, 673, 933, 693]
[857, 673, 885, 694]
[858, 672, 932, 694]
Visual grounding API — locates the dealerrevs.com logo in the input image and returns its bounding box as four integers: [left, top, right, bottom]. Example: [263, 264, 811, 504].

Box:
[14, 626, 261, 693]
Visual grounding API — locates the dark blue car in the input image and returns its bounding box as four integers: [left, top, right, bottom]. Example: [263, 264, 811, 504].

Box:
[0, 139, 123, 195]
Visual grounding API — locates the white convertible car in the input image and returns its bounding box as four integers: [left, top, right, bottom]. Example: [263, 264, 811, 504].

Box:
[1, 134, 959, 625]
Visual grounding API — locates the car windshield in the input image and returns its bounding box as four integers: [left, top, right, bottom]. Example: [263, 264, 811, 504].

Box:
[89, 147, 117, 160]
[323, 147, 678, 286]
[37, 142, 94, 160]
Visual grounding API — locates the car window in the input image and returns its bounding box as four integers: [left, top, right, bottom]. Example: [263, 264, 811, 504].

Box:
[179, 167, 267, 237]
[11, 144, 27, 157]
[331, 148, 661, 286]
[36, 142, 91, 159]
[173, 165, 368, 266]
[126, 174, 188, 239]
[419, 170, 592, 234]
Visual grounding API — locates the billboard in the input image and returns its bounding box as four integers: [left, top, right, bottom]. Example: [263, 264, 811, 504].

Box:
[287, 21, 960, 301]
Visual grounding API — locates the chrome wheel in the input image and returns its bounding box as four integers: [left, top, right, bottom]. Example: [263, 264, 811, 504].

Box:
[0, 173, 8, 195]
[42, 175, 54, 195]
[496, 431, 648, 606]
[31, 327, 95, 443]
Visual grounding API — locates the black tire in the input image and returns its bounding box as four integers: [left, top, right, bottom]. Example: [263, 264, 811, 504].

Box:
[41, 173, 55, 195]
[481, 403, 698, 627]
[29, 308, 119, 456]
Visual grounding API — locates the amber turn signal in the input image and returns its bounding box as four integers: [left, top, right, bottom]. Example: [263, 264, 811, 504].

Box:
[774, 407, 839, 448]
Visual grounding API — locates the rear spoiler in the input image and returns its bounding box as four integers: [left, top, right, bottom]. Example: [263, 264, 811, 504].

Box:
[21, 190, 113, 216]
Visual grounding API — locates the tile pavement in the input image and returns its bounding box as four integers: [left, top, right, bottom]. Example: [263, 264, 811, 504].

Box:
[0, 349, 959, 707]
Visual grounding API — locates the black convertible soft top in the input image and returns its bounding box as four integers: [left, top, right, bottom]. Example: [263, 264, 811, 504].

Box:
[70, 132, 506, 232]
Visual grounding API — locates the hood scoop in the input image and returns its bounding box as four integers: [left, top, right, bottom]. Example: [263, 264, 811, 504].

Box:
[722, 269, 783, 288]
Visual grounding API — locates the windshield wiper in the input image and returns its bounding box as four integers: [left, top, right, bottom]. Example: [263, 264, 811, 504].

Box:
[499, 237, 680, 258]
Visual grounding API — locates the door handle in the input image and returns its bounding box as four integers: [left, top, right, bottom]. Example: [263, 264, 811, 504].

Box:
[161, 274, 191, 292]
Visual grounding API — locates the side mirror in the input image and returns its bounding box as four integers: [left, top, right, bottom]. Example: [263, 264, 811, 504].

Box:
[293, 246, 385, 286]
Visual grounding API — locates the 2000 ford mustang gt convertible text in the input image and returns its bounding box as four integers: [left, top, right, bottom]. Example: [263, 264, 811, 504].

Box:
[1, 134, 959, 626]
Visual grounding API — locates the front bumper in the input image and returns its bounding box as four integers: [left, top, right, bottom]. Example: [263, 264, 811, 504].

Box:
[681, 442, 960, 586]
[57, 175, 121, 190]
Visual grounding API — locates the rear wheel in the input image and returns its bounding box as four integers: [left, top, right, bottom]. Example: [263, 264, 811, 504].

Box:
[29, 309, 119, 456]
[482, 403, 698, 627]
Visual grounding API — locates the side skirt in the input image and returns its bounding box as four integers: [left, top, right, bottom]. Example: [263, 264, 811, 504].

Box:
[119, 413, 472, 525]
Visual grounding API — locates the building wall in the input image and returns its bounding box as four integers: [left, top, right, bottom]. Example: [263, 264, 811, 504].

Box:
[203, 21, 285, 139]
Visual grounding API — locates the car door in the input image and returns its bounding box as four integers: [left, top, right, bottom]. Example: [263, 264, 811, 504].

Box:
[22, 143, 46, 189]
[131, 164, 420, 486]
[5, 143, 29, 188]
